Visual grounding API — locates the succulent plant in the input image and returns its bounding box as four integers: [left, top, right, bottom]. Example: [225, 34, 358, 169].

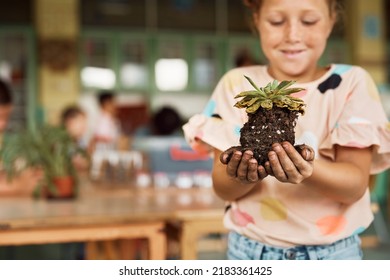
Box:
[234, 76, 305, 114]
[229, 76, 306, 166]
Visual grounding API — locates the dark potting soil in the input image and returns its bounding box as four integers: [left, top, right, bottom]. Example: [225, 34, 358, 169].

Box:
[233, 106, 299, 166]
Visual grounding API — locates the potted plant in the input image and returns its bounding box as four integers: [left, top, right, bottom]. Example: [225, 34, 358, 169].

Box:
[0, 125, 86, 199]
[226, 76, 306, 166]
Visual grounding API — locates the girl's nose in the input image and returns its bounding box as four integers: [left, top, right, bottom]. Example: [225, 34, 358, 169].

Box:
[285, 21, 301, 43]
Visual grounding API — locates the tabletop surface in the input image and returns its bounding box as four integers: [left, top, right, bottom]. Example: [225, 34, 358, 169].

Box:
[0, 181, 225, 230]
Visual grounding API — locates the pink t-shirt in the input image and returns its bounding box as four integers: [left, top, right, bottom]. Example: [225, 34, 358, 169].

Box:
[94, 112, 120, 143]
[183, 64, 390, 247]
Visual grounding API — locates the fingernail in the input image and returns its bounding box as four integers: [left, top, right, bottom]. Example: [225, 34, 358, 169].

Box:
[304, 149, 309, 160]
[258, 165, 264, 172]
[273, 145, 281, 152]
[234, 152, 241, 159]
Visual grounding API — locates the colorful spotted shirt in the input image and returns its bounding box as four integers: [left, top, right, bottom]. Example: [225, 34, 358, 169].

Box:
[183, 64, 390, 247]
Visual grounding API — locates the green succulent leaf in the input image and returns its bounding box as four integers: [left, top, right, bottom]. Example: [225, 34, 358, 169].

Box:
[260, 99, 273, 109]
[279, 87, 305, 96]
[234, 76, 306, 114]
[234, 90, 261, 99]
[235, 96, 260, 108]
[276, 80, 296, 91]
[271, 79, 278, 90]
[244, 75, 261, 92]
[264, 83, 272, 96]
[289, 96, 306, 103]
[246, 100, 262, 113]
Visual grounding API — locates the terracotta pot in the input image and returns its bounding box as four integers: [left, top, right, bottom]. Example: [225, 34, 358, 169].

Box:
[47, 176, 75, 199]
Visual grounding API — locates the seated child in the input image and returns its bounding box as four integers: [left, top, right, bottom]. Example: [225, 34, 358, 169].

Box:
[60, 105, 90, 171]
[0, 79, 42, 197]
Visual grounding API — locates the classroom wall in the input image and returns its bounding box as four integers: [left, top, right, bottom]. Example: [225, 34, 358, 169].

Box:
[346, 0, 387, 84]
[30, 0, 390, 124]
[35, 0, 80, 124]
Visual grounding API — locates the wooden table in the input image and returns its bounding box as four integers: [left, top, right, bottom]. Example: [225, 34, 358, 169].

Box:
[0, 182, 226, 260]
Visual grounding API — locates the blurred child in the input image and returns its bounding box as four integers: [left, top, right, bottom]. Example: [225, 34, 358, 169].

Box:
[0, 81, 12, 137]
[152, 106, 183, 136]
[92, 91, 121, 150]
[61, 105, 89, 149]
[0, 79, 42, 196]
[135, 106, 183, 137]
[60, 105, 90, 171]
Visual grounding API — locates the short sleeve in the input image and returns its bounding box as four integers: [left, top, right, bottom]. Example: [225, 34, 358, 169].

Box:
[183, 69, 246, 153]
[319, 68, 390, 173]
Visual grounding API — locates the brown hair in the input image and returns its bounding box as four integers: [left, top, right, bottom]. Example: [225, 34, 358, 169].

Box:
[243, 0, 341, 20]
[0, 79, 12, 105]
[61, 105, 85, 126]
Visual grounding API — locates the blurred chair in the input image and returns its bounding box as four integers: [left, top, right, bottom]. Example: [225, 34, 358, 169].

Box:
[132, 136, 213, 187]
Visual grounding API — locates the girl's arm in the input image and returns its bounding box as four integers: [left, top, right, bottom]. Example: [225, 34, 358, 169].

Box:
[266, 142, 372, 205]
[303, 145, 372, 204]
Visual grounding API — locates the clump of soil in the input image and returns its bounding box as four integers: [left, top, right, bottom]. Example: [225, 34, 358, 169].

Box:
[239, 106, 298, 166]
[225, 77, 306, 166]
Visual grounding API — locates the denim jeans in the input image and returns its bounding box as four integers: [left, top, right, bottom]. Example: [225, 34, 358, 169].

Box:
[227, 231, 363, 260]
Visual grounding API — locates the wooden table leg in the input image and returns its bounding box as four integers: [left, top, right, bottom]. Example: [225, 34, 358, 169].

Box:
[180, 222, 197, 260]
[86, 241, 99, 260]
[104, 240, 119, 260]
[119, 239, 138, 259]
[148, 229, 167, 260]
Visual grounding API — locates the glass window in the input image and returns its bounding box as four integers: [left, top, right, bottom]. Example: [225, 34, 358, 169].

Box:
[228, 38, 263, 69]
[155, 59, 188, 91]
[155, 40, 188, 91]
[0, 32, 29, 130]
[193, 41, 218, 90]
[120, 40, 148, 89]
[80, 37, 115, 89]
[81, 67, 115, 89]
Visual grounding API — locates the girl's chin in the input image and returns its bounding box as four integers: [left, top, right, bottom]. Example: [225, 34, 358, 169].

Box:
[270, 67, 308, 80]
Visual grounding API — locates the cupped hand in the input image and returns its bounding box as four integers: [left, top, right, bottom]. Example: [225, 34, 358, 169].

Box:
[220, 147, 268, 184]
[264, 142, 314, 184]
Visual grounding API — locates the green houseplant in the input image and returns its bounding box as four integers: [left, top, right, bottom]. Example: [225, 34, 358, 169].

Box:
[227, 76, 306, 166]
[0, 125, 86, 199]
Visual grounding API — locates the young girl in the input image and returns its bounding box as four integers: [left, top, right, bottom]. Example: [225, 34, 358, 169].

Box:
[61, 106, 88, 146]
[61, 105, 90, 170]
[183, 0, 390, 260]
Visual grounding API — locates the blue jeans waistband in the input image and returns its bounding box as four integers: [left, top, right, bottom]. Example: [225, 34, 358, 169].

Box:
[227, 231, 363, 260]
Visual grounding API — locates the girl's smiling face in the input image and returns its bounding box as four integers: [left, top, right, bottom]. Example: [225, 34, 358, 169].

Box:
[253, 0, 336, 82]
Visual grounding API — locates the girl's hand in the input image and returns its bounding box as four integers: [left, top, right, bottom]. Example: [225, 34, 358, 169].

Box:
[220, 147, 268, 184]
[264, 142, 315, 184]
